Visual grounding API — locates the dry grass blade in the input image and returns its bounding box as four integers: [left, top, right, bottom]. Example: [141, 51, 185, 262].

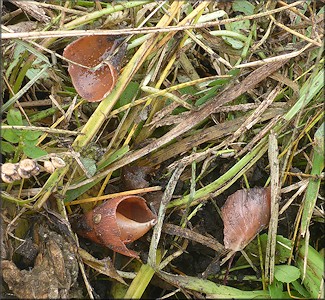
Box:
[8, 0, 50, 23]
[70, 59, 289, 190]
[162, 223, 226, 254]
[148, 165, 186, 268]
[265, 131, 280, 284]
[78, 248, 125, 284]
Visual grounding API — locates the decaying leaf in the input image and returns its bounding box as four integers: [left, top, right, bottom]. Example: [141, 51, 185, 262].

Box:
[121, 165, 151, 190]
[221, 187, 271, 251]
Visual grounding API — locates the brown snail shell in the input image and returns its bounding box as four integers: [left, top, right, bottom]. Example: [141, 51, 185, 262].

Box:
[63, 35, 126, 102]
[221, 187, 271, 251]
[75, 195, 157, 258]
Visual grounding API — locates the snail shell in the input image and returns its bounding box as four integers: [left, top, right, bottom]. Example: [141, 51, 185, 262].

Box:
[43, 161, 55, 174]
[63, 35, 126, 102]
[75, 195, 157, 258]
[1, 163, 21, 183]
[50, 156, 66, 169]
[18, 159, 40, 178]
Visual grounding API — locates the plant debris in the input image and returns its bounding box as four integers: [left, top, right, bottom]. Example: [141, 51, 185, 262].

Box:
[2, 223, 81, 299]
[221, 187, 271, 251]
[1, 0, 324, 298]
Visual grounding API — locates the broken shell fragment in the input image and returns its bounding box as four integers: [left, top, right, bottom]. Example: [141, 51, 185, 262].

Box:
[76, 196, 157, 258]
[63, 35, 126, 102]
[221, 187, 271, 251]
[17, 159, 39, 178]
[1, 163, 21, 183]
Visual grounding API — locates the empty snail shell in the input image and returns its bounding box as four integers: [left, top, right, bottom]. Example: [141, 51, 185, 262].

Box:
[43, 161, 55, 174]
[1, 163, 21, 183]
[63, 35, 127, 102]
[75, 195, 157, 258]
[221, 187, 271, 251]
[50, 156, 66, 169]
[17, 159, 40, 178]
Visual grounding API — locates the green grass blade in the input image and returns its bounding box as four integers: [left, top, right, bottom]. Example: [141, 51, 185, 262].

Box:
[1, 66, 49, 113]
[168, 141, 268, 208]
[284, 65, 324, 122]
[300, 122, 325, 236]
[158, 271, 270, 299]
[123, 250, 162, 299]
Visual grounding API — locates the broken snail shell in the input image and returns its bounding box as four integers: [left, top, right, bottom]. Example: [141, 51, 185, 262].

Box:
[221, 187, 271, 252]
[75, 195, 157, 258]
[63, 35, 127, 102]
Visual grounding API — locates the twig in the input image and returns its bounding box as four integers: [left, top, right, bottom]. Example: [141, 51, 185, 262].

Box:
[269, 14, 321, 47]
